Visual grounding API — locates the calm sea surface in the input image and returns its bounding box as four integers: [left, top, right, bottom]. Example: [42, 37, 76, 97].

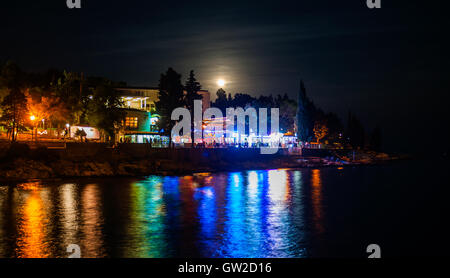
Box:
[0, 159, 449, 258]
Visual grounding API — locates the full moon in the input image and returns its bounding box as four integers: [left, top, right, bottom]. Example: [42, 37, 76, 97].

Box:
[217, 79, 226, 87]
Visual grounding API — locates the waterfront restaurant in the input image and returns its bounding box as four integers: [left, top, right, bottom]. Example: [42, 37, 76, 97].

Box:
[114, 87, 296, 148]
[172, 116, 297, 148]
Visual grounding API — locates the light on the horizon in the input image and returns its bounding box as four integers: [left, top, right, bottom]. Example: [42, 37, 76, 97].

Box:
[217, 79, 226, 87]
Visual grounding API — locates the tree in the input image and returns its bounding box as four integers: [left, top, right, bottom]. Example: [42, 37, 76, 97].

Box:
[296, 80, 315, 142]
[184, 70, 202, 111]
[184, 70, 202, 145]
[155, 68, 185, 147]
[214, 88, 227, 113]
[86, 83, 125, 143]
[346, 111, 366, 149]
[0, 62, 28, 142]
[369, 126, 382, 152]
[54, 71, 86, 125]
[231, 93, 255, 108]
[25, 88, 69, 141]
[324, 112, 344, 144]
[314, 121, 329, 143]
[276, 93, 297, 134]
[26, 88, 68, 125]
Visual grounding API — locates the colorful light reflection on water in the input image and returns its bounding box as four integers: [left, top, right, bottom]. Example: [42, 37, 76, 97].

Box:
[0, 169, 325, 258]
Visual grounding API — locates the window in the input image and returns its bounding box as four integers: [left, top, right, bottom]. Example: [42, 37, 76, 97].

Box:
[125, 117, 138, 128]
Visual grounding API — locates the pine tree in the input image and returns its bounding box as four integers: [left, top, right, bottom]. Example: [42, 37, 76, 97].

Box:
[155, 68, 185, 147]
[184, 70, 202, 111]
[184, 70, 202, 145]
[296, 80, 314, 142]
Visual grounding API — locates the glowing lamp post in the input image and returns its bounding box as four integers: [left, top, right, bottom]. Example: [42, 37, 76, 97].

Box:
[30, 115, 36, 141]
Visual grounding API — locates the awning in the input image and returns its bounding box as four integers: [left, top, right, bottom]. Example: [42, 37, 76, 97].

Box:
[124, 131, 160, 135]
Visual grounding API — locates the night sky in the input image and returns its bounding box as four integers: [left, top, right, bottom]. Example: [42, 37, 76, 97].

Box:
[1, 0, 448, 153]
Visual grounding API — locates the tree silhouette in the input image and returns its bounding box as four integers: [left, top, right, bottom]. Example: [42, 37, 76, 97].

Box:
[0, 62, 28, 141]
[346, 111, 366, 149]
[155, 68, 185, 147]
[276, 93, 297, 134]
[86, 83, 125, 143]
[54, 71, 86, 124]
[184, 70, 202, 110]
[214, 88, 227, 114]
[296, 80, 314, 142]
[184, 70, 202, 145]
[369, 126, 382, 152]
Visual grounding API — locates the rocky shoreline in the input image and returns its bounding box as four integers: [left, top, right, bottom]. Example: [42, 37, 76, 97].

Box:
[0, 151, 403, 182]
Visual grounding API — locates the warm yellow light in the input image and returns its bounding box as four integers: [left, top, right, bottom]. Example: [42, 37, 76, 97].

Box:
[30, 115, 36, 121]
[217, 79, 225, 87]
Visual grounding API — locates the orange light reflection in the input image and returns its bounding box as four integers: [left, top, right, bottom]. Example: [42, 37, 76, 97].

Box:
[311, 169, 324, 234]
[16, 191, 50, 258]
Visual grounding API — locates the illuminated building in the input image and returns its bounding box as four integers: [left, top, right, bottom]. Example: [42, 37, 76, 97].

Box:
[116, 87, 159, 112]
[179, 115, 296, 147]
[115, 87, 211, 144]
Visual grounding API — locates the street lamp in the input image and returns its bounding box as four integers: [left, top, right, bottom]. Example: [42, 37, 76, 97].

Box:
[65, 123, 70, 139]
[30, 115, 36, 141]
